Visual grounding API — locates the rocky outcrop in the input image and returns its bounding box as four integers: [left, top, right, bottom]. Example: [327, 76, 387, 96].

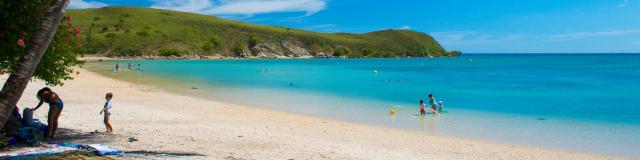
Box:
[251, 43, 285, 58]
[249, 40, 314, 58]
[314, 52, 331, 58]
[280, 41, 311, 57]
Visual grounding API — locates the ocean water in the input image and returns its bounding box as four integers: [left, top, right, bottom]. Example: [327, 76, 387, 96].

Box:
[85, 54, 640, 157]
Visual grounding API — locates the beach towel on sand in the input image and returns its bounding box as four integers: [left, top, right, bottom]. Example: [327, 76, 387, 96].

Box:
[0, 143, 78, 159]
[83, 144, 123, 156]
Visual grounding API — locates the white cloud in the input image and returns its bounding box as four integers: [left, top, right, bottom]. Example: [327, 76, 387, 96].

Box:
[69, 0, 107, 9]
[431, 31, 528, 45]
[304, 24, 339, 32]
[151, 0, 212, 12]
[549, 29, 640, 40]
[617, 0, 629, 7]
[151, 0, 327, 17]
[399, 25, 411, 30]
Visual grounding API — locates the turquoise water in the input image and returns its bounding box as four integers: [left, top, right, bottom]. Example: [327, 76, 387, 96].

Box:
[86, 54, 640, 157]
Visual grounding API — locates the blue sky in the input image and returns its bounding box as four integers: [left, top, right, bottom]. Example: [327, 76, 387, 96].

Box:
[70, 0, 640, 53]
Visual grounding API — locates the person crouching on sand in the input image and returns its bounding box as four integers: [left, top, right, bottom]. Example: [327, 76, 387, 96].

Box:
[32, 87, 63, 139]
[100, 93, 114, 133]
[419, 99, 426, 116]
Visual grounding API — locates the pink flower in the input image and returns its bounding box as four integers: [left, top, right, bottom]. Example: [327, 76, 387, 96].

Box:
[75, 28, 81, 38]
[17, 39, 25, 46]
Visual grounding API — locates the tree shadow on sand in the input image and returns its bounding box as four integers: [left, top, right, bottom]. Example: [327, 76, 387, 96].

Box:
[47, 128, 207, 158]
[125, 150, 206, 158]
[49, 128, 122, 144]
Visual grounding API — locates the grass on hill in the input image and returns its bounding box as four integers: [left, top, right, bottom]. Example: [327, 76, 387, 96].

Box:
[68, 7, 458, 58]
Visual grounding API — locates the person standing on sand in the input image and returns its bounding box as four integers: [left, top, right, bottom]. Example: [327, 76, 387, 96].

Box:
[419, 99, 426, 116]
[31, 87, 63, 139]
[100, 93, 114, 133]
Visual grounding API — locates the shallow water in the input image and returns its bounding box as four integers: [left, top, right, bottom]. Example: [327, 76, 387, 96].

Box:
[85, 54, 640, 157]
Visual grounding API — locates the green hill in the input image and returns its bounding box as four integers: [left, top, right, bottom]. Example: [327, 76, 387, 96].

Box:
[68, 7, 458, 58]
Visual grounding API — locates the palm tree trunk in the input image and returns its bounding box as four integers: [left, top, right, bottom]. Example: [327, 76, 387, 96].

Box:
[0, 0, 70, 130]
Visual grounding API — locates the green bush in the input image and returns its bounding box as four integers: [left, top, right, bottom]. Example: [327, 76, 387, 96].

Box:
[360, 47, 373, 57]
[210, 36, 221, 48]
[136, 31, 149, 36]
[233, 41, 246, 54]
[249, 33, 259, 47]
[349, 52, 364, 58]
[99, 26, 109, 33]
[118, 46, 141, 56]
[334, 46, 350, 57]
[202, 42, 213, 51]
[105, 33, 116, 38]
[159, 48, 179, 57]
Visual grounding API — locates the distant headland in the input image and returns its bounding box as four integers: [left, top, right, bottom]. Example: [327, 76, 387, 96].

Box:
[69, 7, 460, 59]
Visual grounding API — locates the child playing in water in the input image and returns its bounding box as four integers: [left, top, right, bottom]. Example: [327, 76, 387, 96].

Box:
[428, 94, 437, 113]
[100, 93, 114, 133]
[419, 99, 426, 116]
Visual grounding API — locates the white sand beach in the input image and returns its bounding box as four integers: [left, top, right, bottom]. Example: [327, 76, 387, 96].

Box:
[2, 69, 625, 160]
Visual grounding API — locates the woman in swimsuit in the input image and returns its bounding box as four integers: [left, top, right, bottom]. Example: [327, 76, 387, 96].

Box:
[31, 87, 63, 139]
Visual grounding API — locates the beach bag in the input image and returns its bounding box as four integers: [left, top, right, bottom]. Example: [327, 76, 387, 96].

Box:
[17, 127, 43, 145]
[22, 108, 33, 126]
[31, 120, 49, 137]
[1, 107, 24, 137]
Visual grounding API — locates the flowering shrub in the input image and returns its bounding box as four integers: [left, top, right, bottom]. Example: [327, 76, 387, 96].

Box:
[0, 0, 84, 86]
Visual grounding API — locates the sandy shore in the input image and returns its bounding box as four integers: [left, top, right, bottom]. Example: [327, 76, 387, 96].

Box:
[2, 69, 625, 160]
[77, 55, 315, 62]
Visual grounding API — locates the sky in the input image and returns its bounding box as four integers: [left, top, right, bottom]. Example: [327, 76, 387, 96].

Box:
[68, 0, 640, 53]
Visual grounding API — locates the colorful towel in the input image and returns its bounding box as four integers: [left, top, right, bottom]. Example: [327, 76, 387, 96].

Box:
[0, 143, 123, 159]
[0, 144, 78, 159]
[83, 144, 124, 156]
